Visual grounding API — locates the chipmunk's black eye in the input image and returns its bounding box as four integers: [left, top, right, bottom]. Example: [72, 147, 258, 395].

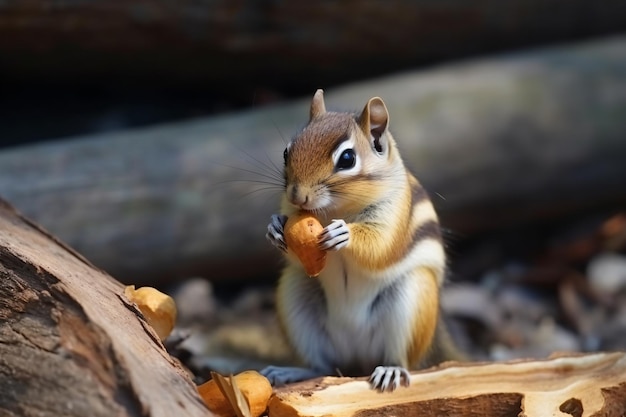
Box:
[336, 149, 356, 170]
[283, 148, 288, 164]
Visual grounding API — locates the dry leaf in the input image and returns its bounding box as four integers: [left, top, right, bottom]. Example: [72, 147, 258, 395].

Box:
[197, 371, 272, 417]
[212, 372, 251, 417]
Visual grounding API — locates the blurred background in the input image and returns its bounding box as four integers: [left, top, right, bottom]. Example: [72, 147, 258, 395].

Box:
[1, 1, 626, 379]
[3, 0, 626, 145]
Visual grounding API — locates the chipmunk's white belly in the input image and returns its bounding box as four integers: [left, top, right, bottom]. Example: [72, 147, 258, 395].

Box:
[318, 253, 414, 372]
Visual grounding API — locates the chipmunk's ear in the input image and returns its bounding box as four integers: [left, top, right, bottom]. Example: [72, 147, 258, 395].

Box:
[310, 89, 326, 121]
[359, 97, 389, 155]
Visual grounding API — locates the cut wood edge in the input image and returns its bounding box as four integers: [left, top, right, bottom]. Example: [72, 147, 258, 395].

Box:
[268, 352, 626, 417]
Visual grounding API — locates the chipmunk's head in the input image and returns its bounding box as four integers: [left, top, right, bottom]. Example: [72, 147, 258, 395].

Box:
[282, 89, 402, 214]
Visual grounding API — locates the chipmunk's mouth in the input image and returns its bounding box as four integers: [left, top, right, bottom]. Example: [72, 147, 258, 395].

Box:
[295, 200, 326, 212]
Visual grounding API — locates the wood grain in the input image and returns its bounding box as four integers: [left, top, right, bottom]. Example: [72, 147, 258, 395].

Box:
[269, 353, 626, 417]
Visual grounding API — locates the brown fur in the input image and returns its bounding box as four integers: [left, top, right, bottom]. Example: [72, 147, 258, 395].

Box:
[407, 267, 441, 366]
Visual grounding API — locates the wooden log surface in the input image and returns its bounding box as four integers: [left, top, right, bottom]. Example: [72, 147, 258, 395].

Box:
[1, 37, 626, 284]
[0, 199, 210, 417]
[269, 352, 626, 417]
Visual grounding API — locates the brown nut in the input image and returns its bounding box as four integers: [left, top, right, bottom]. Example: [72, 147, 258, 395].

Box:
[124, 285, 177, 340]
[197, 370, 272, 417]
[284, 212, 327, 277]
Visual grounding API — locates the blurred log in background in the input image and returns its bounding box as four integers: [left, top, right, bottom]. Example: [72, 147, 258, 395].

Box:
[1, 37, 626, 285]
[2, 0, 626, 144]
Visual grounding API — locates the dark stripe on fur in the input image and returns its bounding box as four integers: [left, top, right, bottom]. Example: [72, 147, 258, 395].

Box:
[396, 219, 442, 262]
[411, 220, 442, 245]
[409, 181, 429, 209]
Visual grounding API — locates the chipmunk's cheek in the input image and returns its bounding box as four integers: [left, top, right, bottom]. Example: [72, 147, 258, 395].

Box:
[301, 187, 332, 211]
[297, 194, 330, 211]
[314, 194, 333, 210]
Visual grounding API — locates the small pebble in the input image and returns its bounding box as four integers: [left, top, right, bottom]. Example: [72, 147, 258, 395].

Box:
[441, 283, 502, 328]
[587, 253, 626, 295]
[171, 277, 216, 324]
[497, 285, 551, 322]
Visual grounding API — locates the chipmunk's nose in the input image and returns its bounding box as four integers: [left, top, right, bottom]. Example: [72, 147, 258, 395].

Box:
[287, 184, 309, 207]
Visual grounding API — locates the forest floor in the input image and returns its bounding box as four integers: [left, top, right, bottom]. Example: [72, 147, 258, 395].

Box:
[165, 210, 626, 384]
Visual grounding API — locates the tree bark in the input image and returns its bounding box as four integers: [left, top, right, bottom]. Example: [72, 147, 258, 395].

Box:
[0, 198, 210, 417]
[1, 37, 626, 284]
[269, 352, 626, 417]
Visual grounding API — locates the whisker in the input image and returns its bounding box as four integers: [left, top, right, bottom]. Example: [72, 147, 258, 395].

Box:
[265, 150, 284, 178]
[237, 187, 283, 199]
[234, 152, 284, 183]
[212, 162, 284, 185]
[326, 194, 368, 208]
[224, 141, 284, 180]
[271, 119, 290, 147]
[228, 191, 282, 214]
[210, 181, 284, 192]
[433, 192, 446, 201]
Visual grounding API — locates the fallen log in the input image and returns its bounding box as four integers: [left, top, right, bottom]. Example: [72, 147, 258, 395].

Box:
[1, 37, 626, 284]
[269, 352, 626, 417]
[2, 1, 625, 89]
[0, 198, 210, 417]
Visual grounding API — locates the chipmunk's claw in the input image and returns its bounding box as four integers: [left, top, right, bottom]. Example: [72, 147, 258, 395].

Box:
[266, 214, 288, 252]
[318, 219, 349, 251]
[369, 366, 411, 392]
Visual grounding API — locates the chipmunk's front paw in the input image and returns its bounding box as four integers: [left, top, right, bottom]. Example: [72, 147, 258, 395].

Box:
[319, 219, 349, 251]
[260, 366, 322, 386]
[266, 214, 287, 252]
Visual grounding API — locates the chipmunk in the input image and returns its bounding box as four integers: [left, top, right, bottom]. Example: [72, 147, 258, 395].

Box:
[263, 89, 463, 391]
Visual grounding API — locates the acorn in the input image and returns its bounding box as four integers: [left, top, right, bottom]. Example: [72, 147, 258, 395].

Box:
[284, 212, 327, 277]
[124, 285, 177, 340]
